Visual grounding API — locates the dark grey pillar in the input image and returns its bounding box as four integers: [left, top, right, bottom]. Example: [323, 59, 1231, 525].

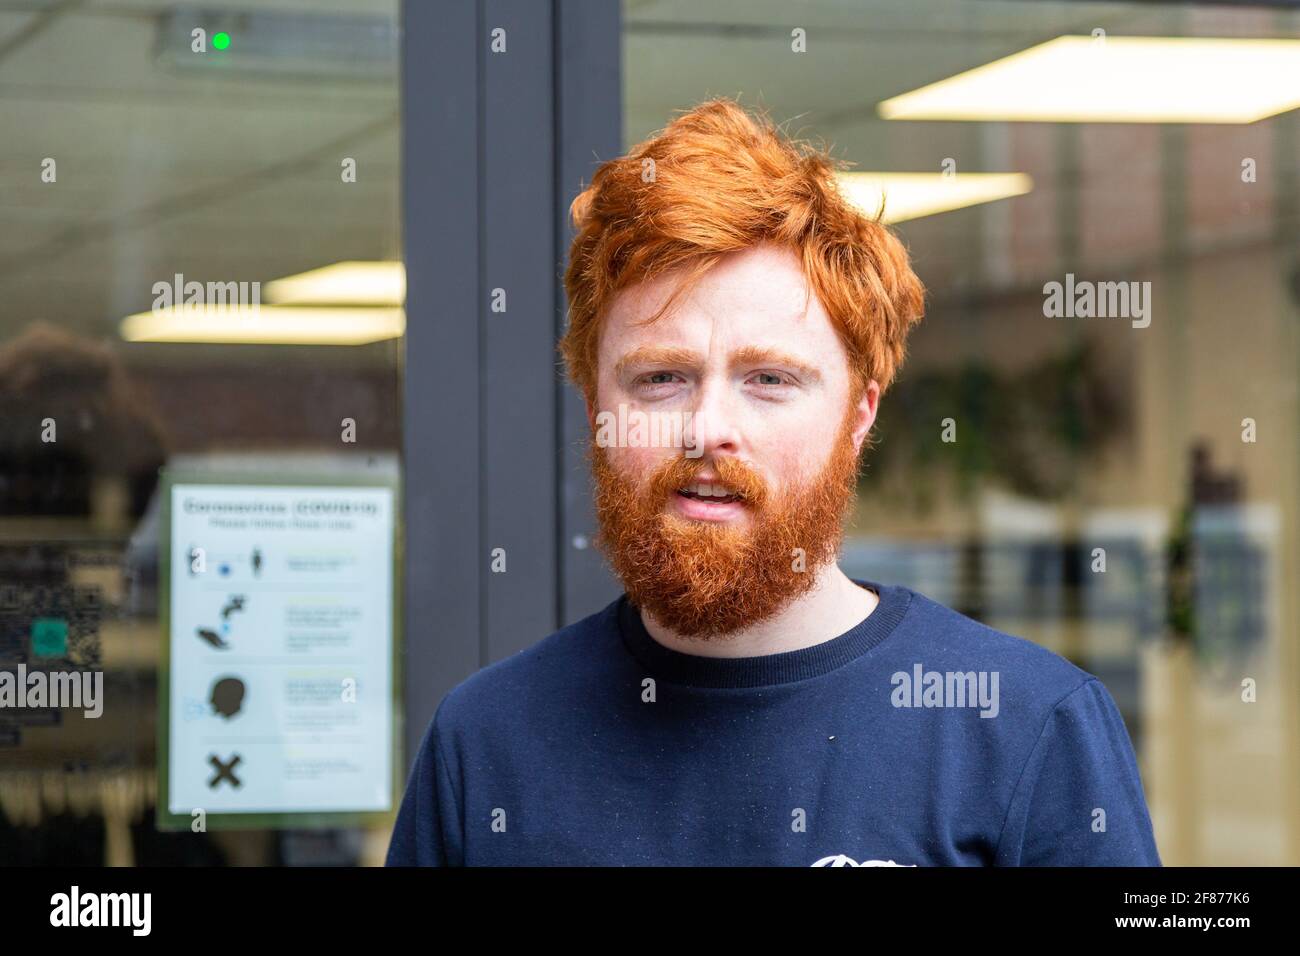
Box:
[400, 0, 621, 772]
[556, 0, 623, 626]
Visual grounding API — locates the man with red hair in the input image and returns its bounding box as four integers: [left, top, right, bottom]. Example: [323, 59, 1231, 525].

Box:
[388, 98, 1161, 867]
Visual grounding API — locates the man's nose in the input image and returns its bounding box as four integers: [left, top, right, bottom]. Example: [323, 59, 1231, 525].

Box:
[685, 379, 742, 459]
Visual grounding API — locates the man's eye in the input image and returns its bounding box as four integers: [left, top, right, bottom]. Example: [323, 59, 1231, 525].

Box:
[643, 372, 677, 385]
[751, 372, 788, 386]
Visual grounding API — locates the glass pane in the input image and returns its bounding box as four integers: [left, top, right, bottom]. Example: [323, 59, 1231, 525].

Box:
[623, 0, 1300, 866]
[0, 0, 401, 866]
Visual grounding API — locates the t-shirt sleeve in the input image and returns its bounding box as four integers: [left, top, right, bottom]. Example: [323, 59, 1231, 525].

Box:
[385, 701, 464, 866]
[995, 678, 1162, 866]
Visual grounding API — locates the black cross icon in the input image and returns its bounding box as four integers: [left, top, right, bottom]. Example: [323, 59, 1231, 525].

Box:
[208, 753, 242, 789]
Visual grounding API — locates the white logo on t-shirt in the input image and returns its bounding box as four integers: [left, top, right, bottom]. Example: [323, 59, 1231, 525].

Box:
[810, 854, 914, 867]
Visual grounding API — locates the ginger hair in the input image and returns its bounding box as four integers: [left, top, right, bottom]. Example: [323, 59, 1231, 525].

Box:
[560, 97, 925, 404]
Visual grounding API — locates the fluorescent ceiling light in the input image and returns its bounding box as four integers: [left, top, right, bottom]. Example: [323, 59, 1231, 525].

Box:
[120, 306, 405, 345]
[878, 36, 1300, 124]
[264, 261, 404, 306]
[837, 172, 1033, 223]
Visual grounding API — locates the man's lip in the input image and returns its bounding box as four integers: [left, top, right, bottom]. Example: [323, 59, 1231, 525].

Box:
[670, 489, 747, 522]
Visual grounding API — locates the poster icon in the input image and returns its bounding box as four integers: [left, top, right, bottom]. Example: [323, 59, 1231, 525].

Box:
[220, 595, 246, 621]
[208, 753, 242, 789]
[210, 677, 246, 719]
[196, 627, 229, 649]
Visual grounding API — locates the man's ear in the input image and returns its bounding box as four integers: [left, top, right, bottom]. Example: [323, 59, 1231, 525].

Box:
[850, 380, 880, 453]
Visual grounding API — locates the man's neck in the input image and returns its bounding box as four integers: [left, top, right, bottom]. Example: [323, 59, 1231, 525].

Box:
[640, 563, 880, 658]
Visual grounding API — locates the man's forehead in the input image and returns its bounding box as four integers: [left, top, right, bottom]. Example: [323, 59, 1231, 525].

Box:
[609, 258, 817, 329]
[595, 246, 850, 385]
[603, 307, 842, 386]
[603, 279, 831, 358]
[617, 240, 805, 307]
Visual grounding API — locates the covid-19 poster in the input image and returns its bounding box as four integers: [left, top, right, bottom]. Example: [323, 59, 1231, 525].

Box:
[159, 475, 398, 828]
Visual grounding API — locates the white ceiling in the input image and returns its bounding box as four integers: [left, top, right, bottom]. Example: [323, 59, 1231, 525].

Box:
[0, 0, 399, 362]
[623, 0, 1300, 298]
[0, 0, 1296, 365]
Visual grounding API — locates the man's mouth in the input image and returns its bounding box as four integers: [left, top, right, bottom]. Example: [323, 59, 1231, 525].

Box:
[676, 481, 744, 504]
[670, 480, 749, 522]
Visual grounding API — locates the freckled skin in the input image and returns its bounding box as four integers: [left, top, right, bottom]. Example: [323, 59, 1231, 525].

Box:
[585, 241, 886, 655]
[590, 242, 878, 518]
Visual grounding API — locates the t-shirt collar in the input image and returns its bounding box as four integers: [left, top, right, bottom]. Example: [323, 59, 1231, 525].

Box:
[617, 578, 912, 689]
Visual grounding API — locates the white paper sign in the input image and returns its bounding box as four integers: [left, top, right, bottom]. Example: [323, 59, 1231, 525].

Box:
[167, 483, 394, 816]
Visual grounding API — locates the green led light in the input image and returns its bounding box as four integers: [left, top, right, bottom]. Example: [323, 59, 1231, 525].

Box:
[213, 32, 230, 51]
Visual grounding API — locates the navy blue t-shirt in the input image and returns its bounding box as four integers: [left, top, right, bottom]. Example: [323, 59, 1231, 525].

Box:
[386, 580, 1161, 866]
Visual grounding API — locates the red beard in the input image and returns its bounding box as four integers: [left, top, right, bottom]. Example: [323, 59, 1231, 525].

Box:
[590, 405, 863, 637]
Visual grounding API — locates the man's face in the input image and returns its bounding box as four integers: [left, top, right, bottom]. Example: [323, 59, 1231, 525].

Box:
[587, 243, 880, 637]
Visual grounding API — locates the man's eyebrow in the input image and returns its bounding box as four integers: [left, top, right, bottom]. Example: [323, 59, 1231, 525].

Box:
[613, 344, 823, 382]
[614, 346, 701, 378]
[730, 346, 822, 382]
